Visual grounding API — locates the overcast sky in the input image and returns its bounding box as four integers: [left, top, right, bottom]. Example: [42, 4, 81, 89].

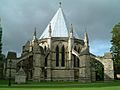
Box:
[0, 0, 120, 57]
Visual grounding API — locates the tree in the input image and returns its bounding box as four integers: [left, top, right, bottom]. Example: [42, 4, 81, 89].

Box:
[0, 20, 2, 58]
[111, 22, 120, 65]
[0, 19, 3, 79]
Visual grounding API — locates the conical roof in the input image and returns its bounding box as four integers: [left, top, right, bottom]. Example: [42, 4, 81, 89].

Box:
[39, 7, 79, 39]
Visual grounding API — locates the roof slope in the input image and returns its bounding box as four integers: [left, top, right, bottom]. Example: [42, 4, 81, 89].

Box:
[39, 7, 79, 39]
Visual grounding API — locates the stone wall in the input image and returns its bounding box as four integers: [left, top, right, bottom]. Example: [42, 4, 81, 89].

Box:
[79, 55, 91, 82]
[51, 69, 74, 81]
[92, 52, 114, 81]
[6, 59, 17, 79]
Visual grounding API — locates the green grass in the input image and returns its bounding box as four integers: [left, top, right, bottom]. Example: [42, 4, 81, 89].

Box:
[0, 87, 120, 90]
[0, 80, 120, 90]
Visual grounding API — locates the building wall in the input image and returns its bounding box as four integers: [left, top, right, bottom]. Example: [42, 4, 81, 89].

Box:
[6, 59, 17, 79]
[51, 69, 74, 81]
[6, 38, 114, 82]
[38, 37, 91, 81]
[5, 37, 114, 82]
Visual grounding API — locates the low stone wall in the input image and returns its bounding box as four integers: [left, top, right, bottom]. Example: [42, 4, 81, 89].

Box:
[51, 69, 74, 81]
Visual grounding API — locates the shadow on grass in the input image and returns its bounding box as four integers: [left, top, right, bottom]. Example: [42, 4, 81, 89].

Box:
[0, 80, 120, 88]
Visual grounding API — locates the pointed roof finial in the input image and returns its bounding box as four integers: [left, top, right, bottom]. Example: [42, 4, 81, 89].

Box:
[33, 27, 37, 40]
[70, 24, 73, 33]
[59, 2, 62, 7]
[84, 31, 89, 47]
[48, 23, 52, 37]
[49, 23, 52, 33]
[34, 27, 36, 36]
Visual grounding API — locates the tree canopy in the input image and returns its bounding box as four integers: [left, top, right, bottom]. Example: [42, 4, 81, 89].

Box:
[111, 22, 120, 65]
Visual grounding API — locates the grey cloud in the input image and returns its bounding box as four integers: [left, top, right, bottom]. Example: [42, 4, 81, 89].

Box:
[0, 0, 120, 56]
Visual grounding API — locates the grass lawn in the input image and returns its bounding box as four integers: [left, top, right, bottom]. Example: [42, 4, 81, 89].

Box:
[0, 87, 120, 90]
[0, 80, 120, 90]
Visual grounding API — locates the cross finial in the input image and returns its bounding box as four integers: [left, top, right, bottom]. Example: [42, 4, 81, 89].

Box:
[59, 2, 61, 7]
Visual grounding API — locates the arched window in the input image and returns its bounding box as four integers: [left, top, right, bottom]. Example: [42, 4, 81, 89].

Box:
[61, 45, 65, 66]
[77, 47, 80, 67]
[45, 54, 48, 67]
[44, 46, 47, 67]
[56, 45, 59, 66]
[74, 46, 77, 67]
[44, 46, 47, 51]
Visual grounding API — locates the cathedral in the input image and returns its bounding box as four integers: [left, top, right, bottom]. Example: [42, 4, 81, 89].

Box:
[5, 4, 114, 83]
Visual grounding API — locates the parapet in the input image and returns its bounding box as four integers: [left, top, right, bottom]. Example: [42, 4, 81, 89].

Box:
[7, 51, 17, 59]
[103, 52, 112, 59]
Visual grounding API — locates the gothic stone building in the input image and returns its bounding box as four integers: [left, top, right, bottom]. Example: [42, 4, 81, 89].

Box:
[5, 5, 114, 82]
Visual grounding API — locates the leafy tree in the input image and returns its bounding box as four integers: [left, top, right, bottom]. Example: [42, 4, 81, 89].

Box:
[0, 20, 3, 79]
[111, 22, 120, 65]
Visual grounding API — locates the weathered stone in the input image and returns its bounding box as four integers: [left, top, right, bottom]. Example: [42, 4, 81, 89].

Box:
[15, 67, 26, 84]
[104, 53, 112, 59]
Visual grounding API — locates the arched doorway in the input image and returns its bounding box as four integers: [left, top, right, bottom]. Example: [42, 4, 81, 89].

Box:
[17, 55, 33, 80]
[91, 59, 104, 81]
